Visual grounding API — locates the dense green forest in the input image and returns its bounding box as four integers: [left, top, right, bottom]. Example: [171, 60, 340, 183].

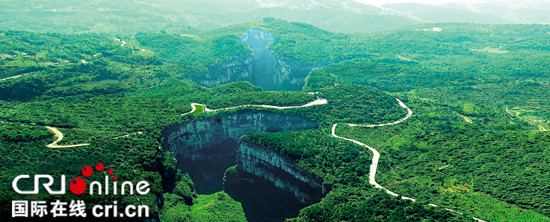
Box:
[1, 18, 549, 221]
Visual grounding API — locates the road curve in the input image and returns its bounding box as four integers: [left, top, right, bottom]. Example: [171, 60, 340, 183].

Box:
[332, 99, 485, 222]
[181, 98, 328, 115]
[114, 38, 126, 47]
[0, 71, 41, 82]
[0, 74, 28, 81]
[506, 107, 549, 132]
[113, 37, 153, 54]
[45, 126, 90, 148]
[182, 97, 486, 221]
[331, 98, 413, 198]
[180, 103, 203, 115]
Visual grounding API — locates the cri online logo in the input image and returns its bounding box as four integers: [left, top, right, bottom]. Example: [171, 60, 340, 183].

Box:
[12, 163, 150, 196]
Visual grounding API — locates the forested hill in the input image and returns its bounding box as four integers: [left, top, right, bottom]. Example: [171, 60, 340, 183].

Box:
[1, 19, 549, 221]
[4, 0, 547, 34]
[0, 0, 417, 33]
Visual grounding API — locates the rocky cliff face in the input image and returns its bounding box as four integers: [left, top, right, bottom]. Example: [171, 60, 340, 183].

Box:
[162, 111, 317, 161]
[161, 111, 318, 194]
[162, 111, 327, 221]
[236, 140, 328, 204]
[191, 28, 319, 91]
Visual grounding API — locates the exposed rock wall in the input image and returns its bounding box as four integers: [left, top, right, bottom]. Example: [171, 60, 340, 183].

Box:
[191, 28, 320, 90]
[237, 140, 329, 204]
[162, 111, 318, 161]
[162, 111, 327, 220]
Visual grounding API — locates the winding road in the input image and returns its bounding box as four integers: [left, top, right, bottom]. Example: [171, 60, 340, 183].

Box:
[182, 97, 486, 221]
[0, 71, 42, 82]
[331, 98, 412, 198]
[0, 74, 28, 81]
[180, 98, 328, 115]
[180, 103, 204, 116]
[45, 126, 90, 148]
[44, 126, 145, 148]
[506, 107, 549, 131]
[114, 38, 126, 47]
[506, 107, 521, 118]
[114, 37, 153, 54]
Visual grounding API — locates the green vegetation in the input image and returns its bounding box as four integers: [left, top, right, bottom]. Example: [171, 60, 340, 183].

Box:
[0, 0, 421, 34]
[244, 128, 374, 186]
[1, 18, 549, 222]
[292, 187, 469, 222]
[335, 98, 550, 220]
[0, 127, 164, 218]
[0, 123, 51, 142]
[161, 173, 245, 221]
[161, 191, 246, 221]
[0, 26, 322, 219]
[194, 104, 205, 114]
[286, 84, 406, 126]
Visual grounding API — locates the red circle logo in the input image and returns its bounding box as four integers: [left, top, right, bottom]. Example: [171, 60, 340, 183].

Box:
[81, 166, 93, 177]
[69, 178, 87, 195]
[95, 163, 104, 171]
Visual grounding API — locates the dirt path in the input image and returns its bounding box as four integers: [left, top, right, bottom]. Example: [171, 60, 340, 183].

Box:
[180, 103, 203, 115]
[506, 107, 520, 118]
[331, 99, 485, 222]
[113, 131, 143, 140]
[506, 107, 549, 131]
[114, 38, 126, 47]
[0, 71, 41, 82]
[182, 97, 486, 221]
[45, 125, 144, 148]
[45, 126, 90, 148]
[331, 98, 412, 198]
[460, 115, 473, 123]
[181, 98, 328, 115]
[113, 37, 153, 54]
[0, 74, 28, 81]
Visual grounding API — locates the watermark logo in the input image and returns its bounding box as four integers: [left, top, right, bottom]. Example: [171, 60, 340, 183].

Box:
[11, 163, 150, 218]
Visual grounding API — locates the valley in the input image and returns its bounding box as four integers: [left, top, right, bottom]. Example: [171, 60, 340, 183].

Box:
[1, 15, 549, 222]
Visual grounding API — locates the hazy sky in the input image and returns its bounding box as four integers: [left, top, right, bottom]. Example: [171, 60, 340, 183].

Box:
[353, 0, 545, 8]
[355, 0, 491, 5]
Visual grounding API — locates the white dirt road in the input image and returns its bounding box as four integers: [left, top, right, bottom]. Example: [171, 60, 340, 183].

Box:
[180, 97, 485, 221]
[45, 126, 90, 148]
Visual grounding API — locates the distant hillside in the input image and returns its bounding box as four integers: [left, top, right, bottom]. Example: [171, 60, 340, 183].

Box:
[381, 3, 513, 24]
[379, 2, 550, 24]
[2, 0, 548, 34]
[0, 0, 421, 34]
